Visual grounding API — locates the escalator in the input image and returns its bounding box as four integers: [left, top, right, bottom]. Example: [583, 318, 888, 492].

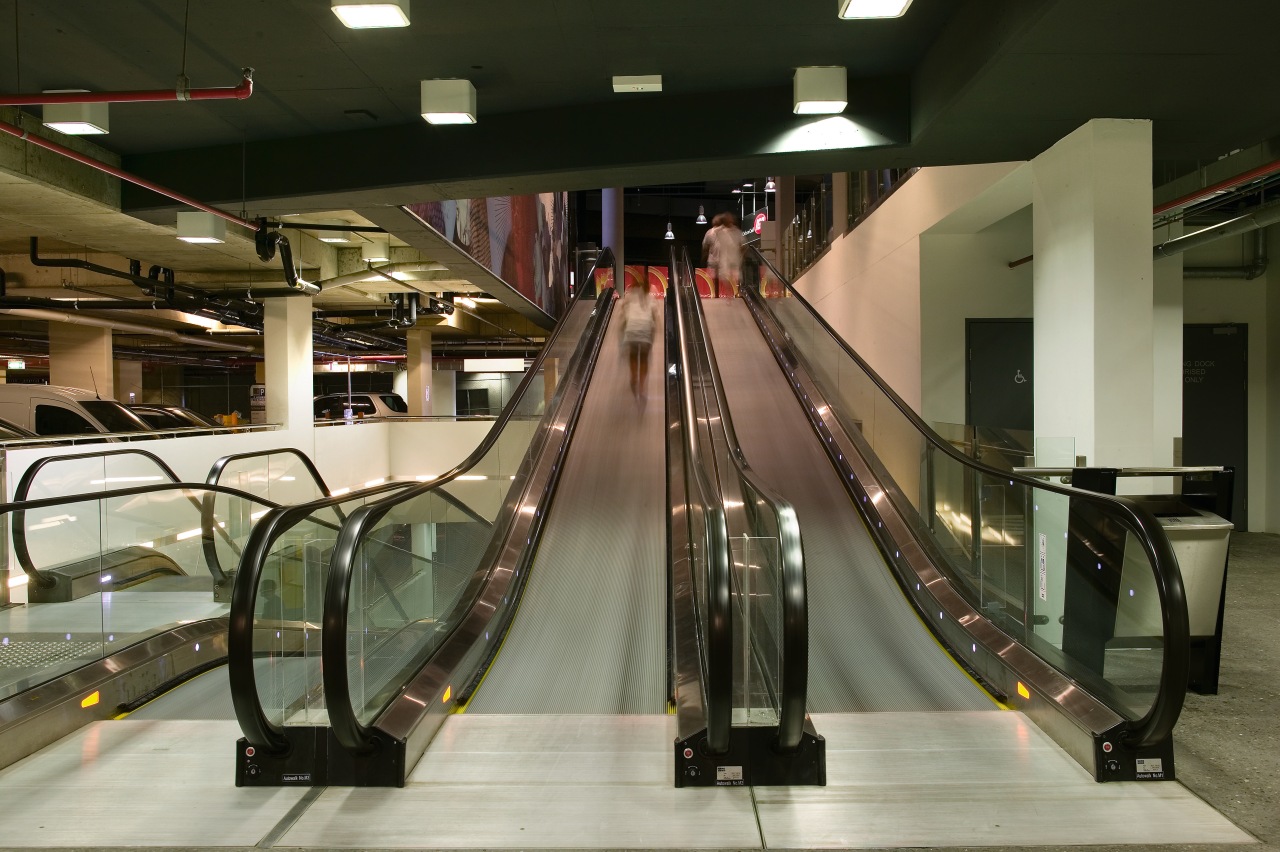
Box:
[697, 247, 1191, 783]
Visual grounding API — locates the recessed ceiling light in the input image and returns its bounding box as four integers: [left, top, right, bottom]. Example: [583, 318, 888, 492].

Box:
[332, 0, 409, 28]
[421, 79, 476, 125]
[318, 231, 357, 243]
[838, 0, 913, 18]
[361, 237, 390, 262]
[612, 75, 662, 93]
[793, 66, 847, 114]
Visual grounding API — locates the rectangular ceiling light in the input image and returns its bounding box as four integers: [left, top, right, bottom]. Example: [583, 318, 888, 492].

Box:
[361, 236, 390, 262]
[793, 66, 847, 114]
[43, 91, 109, 135]
[319, 230, 357, 243]
[421, 79, 476, 125]
[176, 211, 226, 244]
[612, 75, 662, 93]
[332, 0, 410, 28]
[838, 0, 914, 18]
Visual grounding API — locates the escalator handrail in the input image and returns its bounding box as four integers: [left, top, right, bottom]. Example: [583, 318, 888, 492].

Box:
[321, 250, 618, 753]
[11, 449, 181, 589]
[744, 246, 1188, 749]
[226, 478, 421, 753]
[674, 249, 809, 751]
[1, 480, 285, 590]
[668, 250, 734, 754]
[205, 447, 331, 495]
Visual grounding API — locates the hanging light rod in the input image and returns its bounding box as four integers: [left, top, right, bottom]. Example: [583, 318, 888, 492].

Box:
[0, 69, 254, 106]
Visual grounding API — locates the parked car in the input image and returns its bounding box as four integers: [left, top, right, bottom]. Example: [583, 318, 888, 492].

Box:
[0, 385, 154, 439]
[127, 404, 220, 431]
[313, 392, 410, 420]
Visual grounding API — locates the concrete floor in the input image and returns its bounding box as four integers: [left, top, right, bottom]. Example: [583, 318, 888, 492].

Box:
[0, 533, 1273, 852]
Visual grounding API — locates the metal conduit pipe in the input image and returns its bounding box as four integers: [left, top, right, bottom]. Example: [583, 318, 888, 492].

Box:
[0, 307, 257, 353]
[1184, 230, 1269, 280]
[0, 69, 254, 105]
[1153, 197, 1280, 259]
[316, 262, 449, 291]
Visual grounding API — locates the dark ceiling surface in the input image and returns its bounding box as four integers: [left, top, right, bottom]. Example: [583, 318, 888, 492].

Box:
[5, 0, 1278, 218]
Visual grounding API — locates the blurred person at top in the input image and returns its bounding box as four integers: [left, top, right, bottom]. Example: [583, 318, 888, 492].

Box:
[701, 212, 745, 297]
[619, 278, 658, 399]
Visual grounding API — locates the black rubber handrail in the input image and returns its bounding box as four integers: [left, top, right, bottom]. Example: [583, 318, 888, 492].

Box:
[320, 250, 616, 754]
[673, 248, 809, 751]
[205, 447, 331, 495]
[202, 448, 335, 584]
[668, 250, 734, 754]
[1, 480, 286, 589]
[744, 246, 1189, 749]
[10, 448, 181, 589]
[226, 477, 420, 753]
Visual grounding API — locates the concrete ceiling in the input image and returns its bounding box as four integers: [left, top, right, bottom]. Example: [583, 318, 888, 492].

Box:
[2, 0, 1280, 365]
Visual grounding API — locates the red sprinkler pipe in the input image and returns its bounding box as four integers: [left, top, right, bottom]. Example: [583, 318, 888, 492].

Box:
[0, 68, 254, 106]
[1154, 157, 1280, 215]
[0, 117, 258, 231]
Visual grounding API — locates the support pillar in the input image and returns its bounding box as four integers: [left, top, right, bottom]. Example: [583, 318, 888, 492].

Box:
[49, 323, 114, 397]
[406, 326, 433, 416]
[114, 360, 143, 405]
[602, 187, 624, 289]
[1031, 119, 1155, 468]
[1152, 219, 1184, 466]
[263, 295, 314, 430]
[829, 173, 849, 241]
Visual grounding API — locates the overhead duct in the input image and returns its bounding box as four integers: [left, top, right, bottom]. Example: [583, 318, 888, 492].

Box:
[1183, 230, 1269, 280]
[1154, 197, 1280, 259]
[0, 307, 258, 353]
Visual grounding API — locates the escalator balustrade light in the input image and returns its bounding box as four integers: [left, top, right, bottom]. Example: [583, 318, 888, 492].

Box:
[1016, 682, 1031, 700]
[442, 685, 452, 703]
[80, 691, 101, 709]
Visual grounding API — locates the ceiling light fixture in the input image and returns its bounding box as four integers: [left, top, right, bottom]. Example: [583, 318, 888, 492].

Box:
[696, 205, 707, 225]
[765, 177, 777, 192]
[331, 0, 410, 28]
[838, 0, 914, 18]
[793, 66, 847, 114]
[318, 230, 357, 244]
[664, 222, 675, 240]
[362, 236, 390, 262]
[421, 79, 476, 125]
[42, 90, 109, 135]
[611, 75, 662, 93]
[456, 296, 477, 309]
[176, 211, 226, 244]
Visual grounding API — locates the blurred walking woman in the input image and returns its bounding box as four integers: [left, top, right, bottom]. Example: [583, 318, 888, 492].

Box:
[619, 281, 657, 398]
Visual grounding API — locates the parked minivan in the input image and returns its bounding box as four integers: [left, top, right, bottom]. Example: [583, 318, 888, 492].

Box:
[0, 385, 154, 439]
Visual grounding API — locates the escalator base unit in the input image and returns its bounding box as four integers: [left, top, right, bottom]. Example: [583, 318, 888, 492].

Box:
[1094, 731, 1176, 782]
[674, 725, 825, 787]
[236, 727, 407, 787]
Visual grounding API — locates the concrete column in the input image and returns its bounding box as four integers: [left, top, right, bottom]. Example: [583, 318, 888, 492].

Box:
[1031, 119, 1155, 468]
[263, 295, 314, 429]
[114, 360, 143, 405]
[49, 323, 114, 397]
[405, 326, 433, 416]
[1152, 219, 1184, 466]
[602, 187, 624, 288]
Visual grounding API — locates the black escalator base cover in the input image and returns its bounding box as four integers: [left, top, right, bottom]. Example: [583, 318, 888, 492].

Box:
[235, 727, 407, 787]
[675, 724, 826, 787]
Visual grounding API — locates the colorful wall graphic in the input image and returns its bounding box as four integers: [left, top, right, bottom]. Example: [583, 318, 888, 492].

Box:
[405, 192, 569, 318]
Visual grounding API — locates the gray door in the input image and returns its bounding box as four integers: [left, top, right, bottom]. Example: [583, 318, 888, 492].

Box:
[1183, 324, 1247, 528]
[966, 319, 1033, 431]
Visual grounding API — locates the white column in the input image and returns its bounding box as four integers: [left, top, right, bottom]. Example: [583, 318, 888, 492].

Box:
[602, 187, 624, 287]
[263, 295, 314, 429]
[1152, 219, 1184, 466]
[1031, 119, 1155, 468]
[49, 323, 114, 397]
[406, 326, 433, 416]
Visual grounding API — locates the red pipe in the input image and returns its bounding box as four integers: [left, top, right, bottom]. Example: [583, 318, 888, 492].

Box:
[0, 68, 254, 106]
[0, 117, 258, 231]
[1154, 157, 1280, 215]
